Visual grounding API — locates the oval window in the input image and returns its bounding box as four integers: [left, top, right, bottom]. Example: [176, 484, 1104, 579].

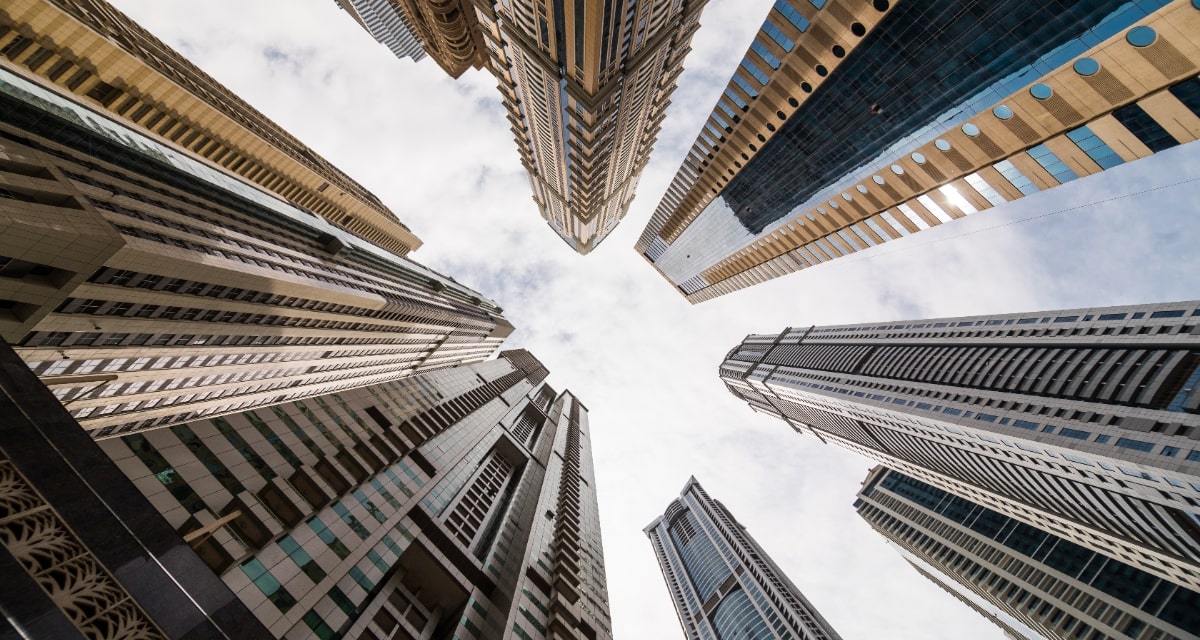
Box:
[935, 139, 951, 152]
[911, 152, 926, 164]
[1030, 83, 1053, 100]
[857, 184, 869, 194]
[842, 193, 853, 201]
[828, 200, 840, 209]
[872, 175, 885, 185]
[890, 164, 905, 175]
[962, 123, 980, 137]
[1073, 57, 1099, 76]
[817, 207, 826, 215]
[1126, 26, 1156, 47]
[992, 105, 1013, 120]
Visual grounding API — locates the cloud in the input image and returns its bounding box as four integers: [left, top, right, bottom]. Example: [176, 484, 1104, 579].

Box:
[109, 1, 1200, 638]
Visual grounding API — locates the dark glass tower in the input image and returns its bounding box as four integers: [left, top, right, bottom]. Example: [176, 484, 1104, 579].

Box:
[721, 301, 1200, 595]
[857, 466, 1200, 640]
[637, 0, 1200, 302]
[645, 477, 843, 640]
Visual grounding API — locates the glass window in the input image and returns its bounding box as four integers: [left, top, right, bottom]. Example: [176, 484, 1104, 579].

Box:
[1066, 126, 1124, 169]
[307, 516, 351, 559]
[240, 558, 296, 612]
[732, 73, 759, 98]
[279, 534, 326, 582]
[1112, 103, 1179, 153]
[1114, 437, 1153, 452]
[762, 22, 794, 52]
[750, 40, 781, 70]
[774, 0, 811, 33]
[1027, 144, 1077, 184]
[741, 57, 770, 86]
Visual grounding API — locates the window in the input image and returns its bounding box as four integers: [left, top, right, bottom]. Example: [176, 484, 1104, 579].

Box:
[1027, 144, 1077, 184]
[1114, 438, 1153, 453]
[1112, 103, 1178, 153]
[762, 22, 794, 52]
[240, 558, 296, 612]
[1066, 126, 1124, 169]
[773, 0, 810, 33]
[751, 40, 781, 69]
[279, 535, 326, 582]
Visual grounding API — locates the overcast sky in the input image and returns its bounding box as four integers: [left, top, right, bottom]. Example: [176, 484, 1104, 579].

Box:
[109, 1, 1200, 638]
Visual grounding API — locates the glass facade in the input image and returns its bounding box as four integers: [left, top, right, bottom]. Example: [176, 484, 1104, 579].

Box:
[721, 0, 1160, 233]
[646, 478, 843, 640]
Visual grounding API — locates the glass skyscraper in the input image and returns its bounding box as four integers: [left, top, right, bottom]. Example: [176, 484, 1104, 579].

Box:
[645, 477, 843, 640]
[637, 0, 1200, 302]
[721, 301, 1200, 598]
[857, 465, 1200, 640]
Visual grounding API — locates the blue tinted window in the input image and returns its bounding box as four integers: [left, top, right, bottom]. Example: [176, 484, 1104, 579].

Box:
[751, 41, 781, 69]
[762, 22, 794, 52]
[724, 89, 748, 110]
[1112, 103, 1179, 152]
[774, 0, 811, 32]
[741, 57, 770, 85]
[1060, 428, 1091, 440]
[993, 160, 1038, 195]
[1027, 144, 1077, 184]
[1095, 435, 1111, 444]
[1066, 126, 1124, 169]
[1114, 438, 1154, 452]
[732, 74, 759, 98]
[1168, 76, 1200, 117]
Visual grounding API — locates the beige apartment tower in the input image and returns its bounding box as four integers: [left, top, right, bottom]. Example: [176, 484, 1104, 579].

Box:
[1, 0, 421, 256]
[0, 3, 513, 439]
[374, 0, 710, 253]
[637, 0, 1200, 302]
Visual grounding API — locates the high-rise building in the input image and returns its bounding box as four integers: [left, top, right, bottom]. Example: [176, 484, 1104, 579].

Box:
[366, 0, 710, 253]
[721, 301, 1200, 594]
[1, 346, 612, 640]
[856, 466, 1200, 640]
[1, 0, 421, 255]
[637, 0, 1200, 302]
[336, 0, 427, 62]
[0, 339, 269, 640]
[0, 42, 512, 438]
[644, 477, 843, 640]
[89, 349, 610, 639]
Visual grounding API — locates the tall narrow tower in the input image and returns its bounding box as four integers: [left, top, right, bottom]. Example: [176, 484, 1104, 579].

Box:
[637, 0, 1200, 301]
[645, 477, 843, 640]
[721, 301, 1200, 594]
[362, 0, 711, 253]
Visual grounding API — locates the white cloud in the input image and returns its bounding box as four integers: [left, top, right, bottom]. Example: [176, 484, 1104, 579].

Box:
[109, 1, 1200, 638]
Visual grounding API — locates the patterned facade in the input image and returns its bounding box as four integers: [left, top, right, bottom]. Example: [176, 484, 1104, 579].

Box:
[645, 477, 843, 640]
[857, 466, 1200, 640]
[96, 350, 612, 640]
[0, 340, 269, 640]
[0, 61, 512, 438]
[637, 0, 1200, 302]
[336, 0, 427, 62]
[721, 301, 1200, 595]
[384, 0, 710, 253]
[0, 0, 422, 256]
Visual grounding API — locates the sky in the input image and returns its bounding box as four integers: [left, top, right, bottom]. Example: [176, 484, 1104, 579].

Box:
[109, 1, 1200, 638]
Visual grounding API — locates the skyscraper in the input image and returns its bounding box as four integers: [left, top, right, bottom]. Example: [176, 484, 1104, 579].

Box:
[645, 477, 843, 640]
[856, 465, 1200, 640]
[1, 0, 421, 256]
[637, 0, 1200, 302]
[335, 0, 427, 62]
[721, 301, 1200, 594]
[0, 346, 611, 640]
[0, 339, 268, 640]
[0, 23, 512, 438]
[359, 0, 711, 253]
[47, 349, 611, 640]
